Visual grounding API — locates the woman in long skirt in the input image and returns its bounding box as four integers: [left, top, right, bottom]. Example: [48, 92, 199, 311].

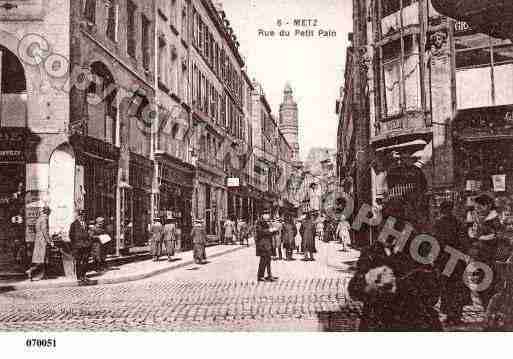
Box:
[336, 215, 351, 252]
[192, 219, 207, 264]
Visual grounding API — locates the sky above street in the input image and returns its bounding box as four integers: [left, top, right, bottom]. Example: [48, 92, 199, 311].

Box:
[222, 0, 353, 160]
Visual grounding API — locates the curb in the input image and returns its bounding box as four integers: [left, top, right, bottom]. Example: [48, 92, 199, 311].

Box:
[0, 245, 248, 292]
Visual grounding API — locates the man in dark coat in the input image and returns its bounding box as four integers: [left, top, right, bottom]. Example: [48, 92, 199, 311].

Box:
[300, 212, 317, 261]
[69, 209, 92, 284]
[255, 204, 278, 282]
[433, 201, 472, 325]
[91, 217, 108, 271]
[348, 199, 442, 331]
[282, 215, 297, 261]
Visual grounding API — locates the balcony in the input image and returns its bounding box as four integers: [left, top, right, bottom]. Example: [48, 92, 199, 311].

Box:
[373, 110, 431, 142]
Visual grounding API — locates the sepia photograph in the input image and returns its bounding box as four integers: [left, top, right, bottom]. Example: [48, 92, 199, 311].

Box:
[0, 1, 512, 355]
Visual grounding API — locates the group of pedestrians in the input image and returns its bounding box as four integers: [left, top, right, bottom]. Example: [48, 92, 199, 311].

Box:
[222, 217, 251, 246]
[25, 208, 112, 284]
[348, 193, 510, 331]
[253, 205, 330, 282]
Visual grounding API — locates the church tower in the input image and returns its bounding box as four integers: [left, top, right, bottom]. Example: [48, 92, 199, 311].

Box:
[279, 83, 300, 161]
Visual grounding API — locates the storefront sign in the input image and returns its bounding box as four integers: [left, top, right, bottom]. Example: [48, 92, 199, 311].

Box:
[493, 174, 507, 192]
[466, 180, 482, 192]
[227, 177, 240, 187]
[384, 119, 402, 131]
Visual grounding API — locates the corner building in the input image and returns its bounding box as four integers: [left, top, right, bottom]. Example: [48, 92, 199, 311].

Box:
[356, 0, 513, 231]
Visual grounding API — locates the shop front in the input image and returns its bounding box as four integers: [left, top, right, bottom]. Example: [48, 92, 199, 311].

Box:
[156, 153, 194, 251]
[372, 134, 432, 229]
[70, 134, 119, 253]
[0, 128, 30, 275]
[196, 166, 226, 242]
[128, 152, 153, 247]
[453, 105, 513, 234]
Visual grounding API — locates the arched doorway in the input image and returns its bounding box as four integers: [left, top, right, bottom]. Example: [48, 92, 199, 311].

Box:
[0, 46, 28, 274]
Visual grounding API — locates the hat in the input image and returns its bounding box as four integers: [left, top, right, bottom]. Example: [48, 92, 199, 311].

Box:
[262, 203, 272, 214]
[95, 217, 105, 224]
[77, 209, 86, 215]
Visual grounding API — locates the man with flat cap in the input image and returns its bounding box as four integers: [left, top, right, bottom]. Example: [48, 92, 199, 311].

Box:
[69, 209, 92, 284]
[255, 203, 279, 282]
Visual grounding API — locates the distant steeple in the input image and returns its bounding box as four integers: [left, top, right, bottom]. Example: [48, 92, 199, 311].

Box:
[279, 82, 300, 161]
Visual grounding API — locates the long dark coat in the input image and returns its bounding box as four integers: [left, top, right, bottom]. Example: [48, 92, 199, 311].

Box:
[255, 220, 274, 257]
[32, 213, 51, 264]
[300, 218, 316, 253]
[433, 214, 472, 315]
[282, 222, 297, 250]
[348, 240, 442, 331]
[69, 219, 91, 250]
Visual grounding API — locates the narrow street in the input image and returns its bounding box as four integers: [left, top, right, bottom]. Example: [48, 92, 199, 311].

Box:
[0, 241, 485, 331]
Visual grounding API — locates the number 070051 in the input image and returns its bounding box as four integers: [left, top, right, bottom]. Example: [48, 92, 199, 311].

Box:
[25, 338, 56, 348]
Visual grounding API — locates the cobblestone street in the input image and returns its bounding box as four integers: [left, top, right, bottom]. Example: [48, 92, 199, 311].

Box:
[0, 241, 485, 331]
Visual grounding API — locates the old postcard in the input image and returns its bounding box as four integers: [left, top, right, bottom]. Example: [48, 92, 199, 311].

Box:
[0, 0, 512, 356]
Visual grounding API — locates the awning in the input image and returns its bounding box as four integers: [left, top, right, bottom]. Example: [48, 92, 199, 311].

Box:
[375, 139, 427, 152]
[431, 0, 513, 39]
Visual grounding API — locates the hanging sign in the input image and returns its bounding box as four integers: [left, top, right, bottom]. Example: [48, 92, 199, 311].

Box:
[492, 174, 506, 192]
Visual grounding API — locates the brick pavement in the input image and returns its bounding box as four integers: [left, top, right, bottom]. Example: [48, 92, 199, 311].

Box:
[0, 241, 486, 331]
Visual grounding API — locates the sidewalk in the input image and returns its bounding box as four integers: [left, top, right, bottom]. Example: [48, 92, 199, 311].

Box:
[0, 243, 249, 292]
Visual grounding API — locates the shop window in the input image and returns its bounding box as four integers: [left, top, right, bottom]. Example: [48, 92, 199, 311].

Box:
[456, 29, 513, 109]
[0, 46, 27, 127]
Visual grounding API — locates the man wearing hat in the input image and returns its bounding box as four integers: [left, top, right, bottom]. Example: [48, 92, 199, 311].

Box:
[150, 217, 164, 261]
[26, 206, 53, 280]
[69, 209, 92, 284]
[255, 204, 279, 282]
[300, 211, 317, 261]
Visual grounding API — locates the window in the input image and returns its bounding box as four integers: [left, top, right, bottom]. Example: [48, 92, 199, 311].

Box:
[142, 15, 151, 70]
[192, 8, 197, 46]
[181, 5, 188, 39]
[127, 0, 136, 58]
[158, 36, 166, 84]
[198, 19, 204, 50]
[84, 0, 96, 24]
[381, 0, 416, 18]
[455, 27, 513, 109]
[380, 35, 421, 117]
[169, 45, 178, 93]
[106, 0, 118, 42]
[170, 0, 177, 29]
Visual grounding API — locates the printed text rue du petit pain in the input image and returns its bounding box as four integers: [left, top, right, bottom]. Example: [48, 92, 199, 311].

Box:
[258, 19, 337, 38]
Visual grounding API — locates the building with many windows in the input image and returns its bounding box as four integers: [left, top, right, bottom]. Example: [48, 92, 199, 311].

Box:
[344, 0, 513, 236]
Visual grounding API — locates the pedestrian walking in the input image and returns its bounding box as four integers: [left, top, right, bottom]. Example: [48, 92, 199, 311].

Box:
[26, 206, 53, 281]
[315, 217, 324, 242]
[336, 215, 351, 252]
[348, 199, 442, 331]
[150, 218, 164, 262]
[272, 215, 284, 260]
[224, 217, 236, 245]
[300, 212, 317, 261]
[468, 194, 502, 310]
[69, 209, 92, 284]
[433, 201, 472, 325]
[163, 217, 178, 261]
[192, 219, 207, 264]
[295, 218, 302, 254]
[91, 217, 109, 271]
[282, 215, 297, 261]
[255, 204, 278, 282]
[237, 218, 249, 246]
